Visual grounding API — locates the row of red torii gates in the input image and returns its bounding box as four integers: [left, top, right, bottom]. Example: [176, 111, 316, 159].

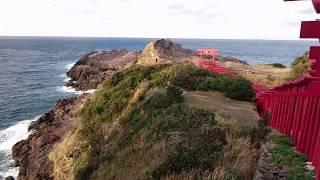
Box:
[198, 0, 320, 178]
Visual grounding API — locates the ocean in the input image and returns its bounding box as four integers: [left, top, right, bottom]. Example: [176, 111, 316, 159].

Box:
[0, 36, 315, 178]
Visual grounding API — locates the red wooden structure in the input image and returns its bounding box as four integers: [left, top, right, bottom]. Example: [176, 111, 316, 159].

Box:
[255, 0, 320, 178]
[198, 48, 218, 61]
[198, 48, 235, 75]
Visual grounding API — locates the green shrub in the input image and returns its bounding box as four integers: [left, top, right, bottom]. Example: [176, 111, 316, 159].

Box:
[150, 104, 226, 178]
[159, 64, 254, 101]
[224, 78, 255, 101]
[250, 113, 271, 148]
[267, 63, 286, 68]
[287, 52, 310, 80]
[270, 134, 315, 180]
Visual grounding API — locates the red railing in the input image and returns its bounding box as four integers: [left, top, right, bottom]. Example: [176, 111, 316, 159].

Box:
[255, 76, 320, 177]
[199, 60, 235, 75]
[255, 0, 320, 178]
[198, 48, 236, 75]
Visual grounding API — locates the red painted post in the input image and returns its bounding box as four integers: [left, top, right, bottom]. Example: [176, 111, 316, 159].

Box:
[278, 96, 286, 132]
[313, 131, 320, 167]
[310, 46, 320, 77]
[271, 96, 279, 129]
[305, 96, 319, 155]
[286, 95, 296, 136]
[281, 96, 290, 133]
[292, 97, 304, 144]
[282, 95, 291, 135]
[298, 97, 313, 152]
[310, 97, 320, 158]
[297, 98, 311, 149]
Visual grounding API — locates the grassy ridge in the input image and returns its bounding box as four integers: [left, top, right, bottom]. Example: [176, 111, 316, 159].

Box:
[59, 63, 257, 179]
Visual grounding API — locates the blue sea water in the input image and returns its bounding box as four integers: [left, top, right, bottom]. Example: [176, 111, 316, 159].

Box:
[0, 36, 315, 178]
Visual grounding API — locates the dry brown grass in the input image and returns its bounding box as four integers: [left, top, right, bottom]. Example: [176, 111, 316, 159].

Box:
[243, 73, 288, 87]
[184, 91, 259, 126]
[163, 110, 260, 180]
[163, 138, 259, 180]
[227, 62, 290, 87]
[49, 125, 78, 180]
[215, 136, 259, 179]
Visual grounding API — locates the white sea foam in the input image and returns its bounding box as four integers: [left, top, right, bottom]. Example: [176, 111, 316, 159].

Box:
[56, 86, 96, 95]
[64, 77, 71, 82]
[0, 116, 39, 178]
[65, 63, 75, 70]
[58, 73, 71, 83]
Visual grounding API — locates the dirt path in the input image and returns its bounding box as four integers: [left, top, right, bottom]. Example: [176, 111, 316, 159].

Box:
[184, 91, 260, 126]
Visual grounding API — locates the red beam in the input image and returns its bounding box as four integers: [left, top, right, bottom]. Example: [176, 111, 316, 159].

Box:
[309, 46, 320, 76]
[310, 46, 320, 60]
[300, 21, 320, 38]
[313, 0, 320, 13]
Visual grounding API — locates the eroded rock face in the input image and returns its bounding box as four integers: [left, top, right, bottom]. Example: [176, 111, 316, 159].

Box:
[137, 39, 197, 65]
[66, 40, 199, 91]
[12, 96, 86, 180]
[67, 50, 138, 91]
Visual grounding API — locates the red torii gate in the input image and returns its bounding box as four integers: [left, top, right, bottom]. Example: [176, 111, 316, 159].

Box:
[255, 0, 320, 178]
[198, 48, 235, 75]
[198, 48, 218, 61]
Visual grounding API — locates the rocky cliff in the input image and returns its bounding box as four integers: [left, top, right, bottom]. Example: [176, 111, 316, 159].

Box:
[67, 50, 138, 91]
[66, 39, 246, 91]
[137, 39, 197, 65]
[11, 96, 86, 180]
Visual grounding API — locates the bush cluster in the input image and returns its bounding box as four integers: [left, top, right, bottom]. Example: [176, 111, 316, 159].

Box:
[150, 63, 255, 101]
[287, 52, 310, 80]
[250, 113, 271, 148]
[267, 63, 286, 69]
[73, 63, 256, 179]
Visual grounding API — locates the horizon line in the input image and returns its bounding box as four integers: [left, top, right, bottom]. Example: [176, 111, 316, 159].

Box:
[0, 35, 315, 42]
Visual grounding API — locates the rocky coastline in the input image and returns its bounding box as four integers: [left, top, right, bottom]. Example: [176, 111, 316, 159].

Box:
[9, 39, 250, 180]
[66, 49, 138, 91]
[11, 96, 86, 180]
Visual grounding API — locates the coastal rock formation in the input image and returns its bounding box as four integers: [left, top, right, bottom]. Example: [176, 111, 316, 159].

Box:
[137, 39, 197, 65]
[67, 50, 138, 91]
[216, 55, 248, 65]
[66, 40, 198, 91]
[11, 95, 86, 180]
[66, 39, 248, 91]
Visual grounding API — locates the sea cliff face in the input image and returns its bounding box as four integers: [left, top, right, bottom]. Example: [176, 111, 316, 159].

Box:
[11, 96, 86, 180]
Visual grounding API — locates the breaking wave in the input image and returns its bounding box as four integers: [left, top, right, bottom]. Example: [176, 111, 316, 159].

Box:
[0, 116, 39, 179]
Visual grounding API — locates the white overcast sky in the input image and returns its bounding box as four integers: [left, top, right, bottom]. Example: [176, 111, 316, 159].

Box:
[0, 0, 318, 40]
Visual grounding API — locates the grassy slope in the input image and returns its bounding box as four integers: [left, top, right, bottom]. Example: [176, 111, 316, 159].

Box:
[183, 91, 260, 126]
[269, 134, 315, 180]
[50, 63, 261, 180]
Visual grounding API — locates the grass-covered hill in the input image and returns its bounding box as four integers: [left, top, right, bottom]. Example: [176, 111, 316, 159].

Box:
[50, 62, 264, 180]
